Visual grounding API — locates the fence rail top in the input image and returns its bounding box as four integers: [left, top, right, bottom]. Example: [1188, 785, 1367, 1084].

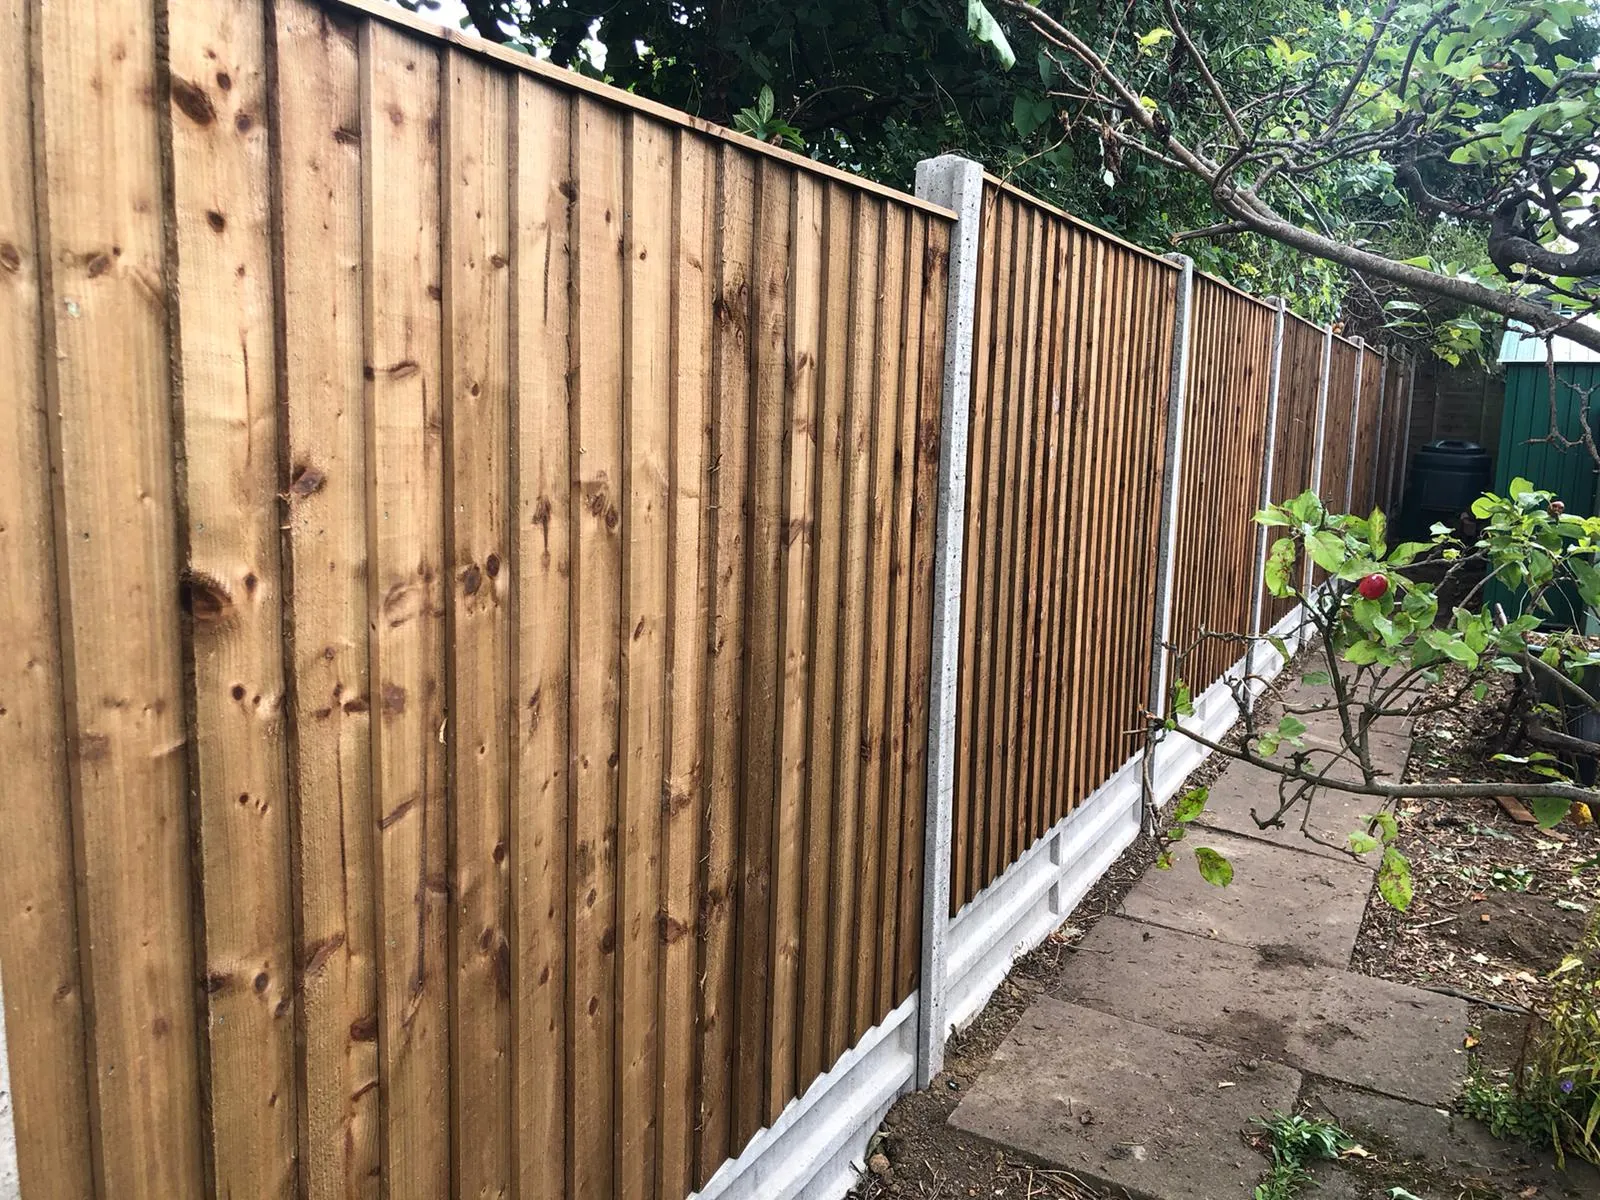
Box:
[1334, 331, 1364, 351]
[1286, 309, 1325, 336]
[1191, 265, 1282, 316]
[320, 0, 956, 220]
[982, 173, 1182, 272]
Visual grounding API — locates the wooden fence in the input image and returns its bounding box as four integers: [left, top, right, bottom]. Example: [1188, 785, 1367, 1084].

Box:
[0, 1, 950, 1198]
[1168, 278, 1276, 697]
[948, 180, 1177, 910]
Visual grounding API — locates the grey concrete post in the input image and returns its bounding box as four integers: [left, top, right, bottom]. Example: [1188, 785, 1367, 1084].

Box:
[1396, 354, 1418, 506]
[1245, 298, 1288, 681]
[1, 963, 15, 1199]
[1300, 325, 1336, 612]
[1344, 338, 1366, 513]
[912, 154, 984, 1089]
[1370, 347, 1390, 514]
[1145, 254, 1195, 725]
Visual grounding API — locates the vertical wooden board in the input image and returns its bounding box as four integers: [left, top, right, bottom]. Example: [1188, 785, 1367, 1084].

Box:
[1039, 228, 1083, 827]
[1001, 213, 1045, 858]
[271, 5, 380, 1195]
[166, 1, 296, 1192]
[951, 183, 999, 913]
[360, 23, 449, 1200]
[441, 50, 512, 1199]
[657, 128, 714, 1200]
[0, 0, 93, 1192]
[732, 157, 790, 1137]
[972, 195, 1016, 888]
[769, 171, 820, 1116]
[798, 181, 852, 1077]
[824, 193, 878, 1061]
[1093, 250, 1135, 784]
[567, 94, 624, 1200]
[618, 111, 671, 1199]
[1063, 238, 1109, 804]
[1017, 220, 1059, 847]
[510, 71, 571, 1200]
[32, 0, 207, 1191]
[695, 143, 753, 1184]
[895, 216, 948, 1001]
[876, 207, 924, 1018]
[986, 203, 1034, 876]
[852, 199, 904, 1039]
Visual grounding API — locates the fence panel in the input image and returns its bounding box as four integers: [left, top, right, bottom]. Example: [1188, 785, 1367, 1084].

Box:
[1166, 278, 1276, 696]
[1321, 338, 1362, 511]
[949, 180, 1178, 911]
[1262, 314, 1329, 625]
[0, 3, 950, 1198]
[1352, 345, 1387, 513]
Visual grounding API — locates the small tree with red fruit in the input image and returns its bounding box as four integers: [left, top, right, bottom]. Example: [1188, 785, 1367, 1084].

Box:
[1157, 481, 1600, 910]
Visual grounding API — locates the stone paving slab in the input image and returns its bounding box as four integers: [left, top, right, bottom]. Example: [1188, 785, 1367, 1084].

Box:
[1304, 1081, 1600, 1199]
[1051, 918, 1470, 1106]
[950, 996, 1301, 1199]
[1194, 761, 1382, 865]
[1119, 827, 1372, 966]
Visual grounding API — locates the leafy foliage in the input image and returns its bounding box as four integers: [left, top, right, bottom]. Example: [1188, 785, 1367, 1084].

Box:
[987, 0, 1600, 358]
[1253, 1112, 1353, 1200]
[1463, 908, 1600, 1164]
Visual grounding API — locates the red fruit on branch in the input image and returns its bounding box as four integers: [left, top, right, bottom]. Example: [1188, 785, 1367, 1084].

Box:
[1357, 573, 1389, 601]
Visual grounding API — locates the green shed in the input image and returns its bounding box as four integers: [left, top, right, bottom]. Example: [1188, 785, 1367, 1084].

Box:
[1493, 322, 1600, 627]
[1497, 322, 1600, 513]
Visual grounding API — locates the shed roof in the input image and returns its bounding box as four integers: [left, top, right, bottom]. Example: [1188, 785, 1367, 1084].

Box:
[1499, 317, 1600, 365]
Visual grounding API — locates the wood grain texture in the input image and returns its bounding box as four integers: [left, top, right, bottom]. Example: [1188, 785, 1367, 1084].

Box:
[360, 22, 450, 1198]
[617, 110, 671, 1200]
[32, 0, 208, 1191]
[695, 143, 754, 1184]
[271, 5, 381, 1196]
[0, 0, 94, 1194]
[510, 69, 572, 1200]
[167, 1, 297, 1191]
[441, 49, 513, 1198]
[824, 193, 878, 1061]
[10, 8, 951, 1195]
[798, 181, 853, 1075]
[657, 126, 715, 1200]
[567, 94, 624, 1200]
[769, 170, 821, 1115]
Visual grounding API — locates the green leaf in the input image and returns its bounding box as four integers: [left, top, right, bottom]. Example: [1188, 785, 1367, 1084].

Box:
[1265, 536, 1297, 597]
[1387, 541, 1430, 566]
[1470, 495, 1496, 519]
[1194, 847, 1234, 887]
[1275, 714, 1307, 744]
[1366, 811, 1399, 842]
[1173, 677, 1193, 718]
[966, 0, 1015, 69]
[1368, 509, 1386, 559]
[1154, 851, 1175, 870]
[1378, 847, 1414, 911]
[1302, 670, 1331, 686]
[1530, 796, 1572, 829]
[1267, 635, 1290, 666]
[1307, 530, 1347, 573]
[1173, 786, 1208, 823]
[1347, 831, 1380, 855]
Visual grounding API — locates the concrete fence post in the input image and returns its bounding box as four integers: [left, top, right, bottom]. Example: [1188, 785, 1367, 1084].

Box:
[1345, 338, 1366, 513]
[1301, 326, 1335, 602]
[1370, 347, 1390, 515]
[912, 153, 984, 1089]
[1145, 254, 1195, 727]
[1245, 297, 1288, 685]
[1396, 354, 1418, 507]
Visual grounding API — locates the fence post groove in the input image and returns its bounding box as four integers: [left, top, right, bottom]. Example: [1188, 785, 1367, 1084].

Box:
[1345, 338, 1367, 513]
[911, 154, 984, 1089]
[1245, 298, 1288, 688]
[1144, 254, 1195, 732]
